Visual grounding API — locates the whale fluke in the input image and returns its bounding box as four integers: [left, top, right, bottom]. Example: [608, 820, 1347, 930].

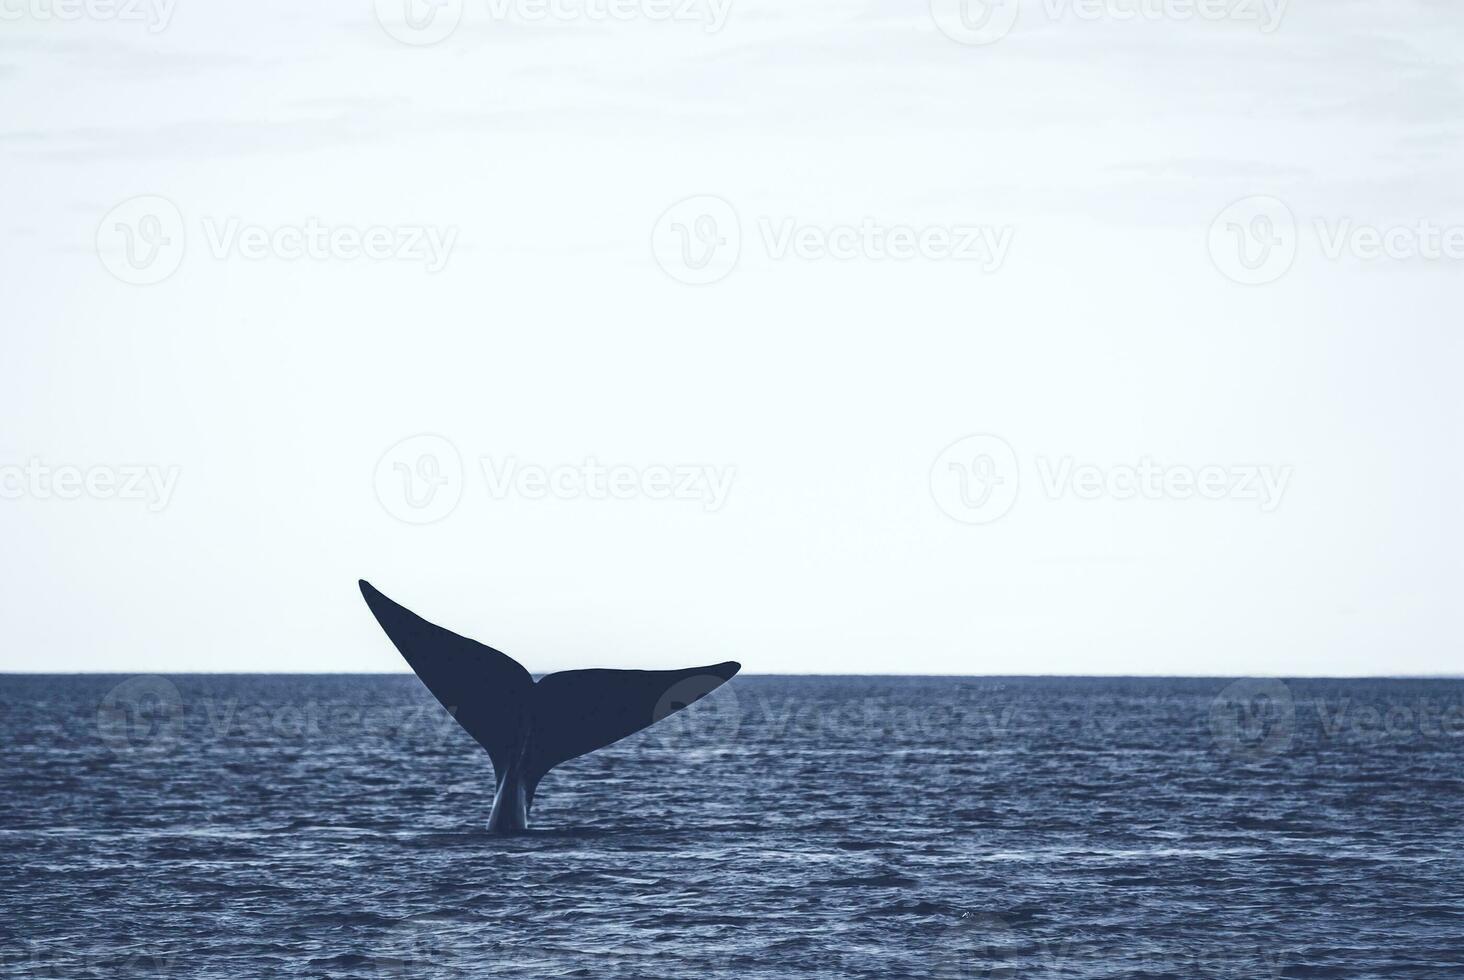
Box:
[358, 580, 739, 831]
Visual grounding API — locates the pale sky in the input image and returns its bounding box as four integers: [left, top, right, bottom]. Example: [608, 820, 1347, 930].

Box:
[2, 0, 1461, 675]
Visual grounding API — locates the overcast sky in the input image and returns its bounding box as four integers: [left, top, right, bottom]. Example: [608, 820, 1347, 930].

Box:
[2, 0, 1461, 675]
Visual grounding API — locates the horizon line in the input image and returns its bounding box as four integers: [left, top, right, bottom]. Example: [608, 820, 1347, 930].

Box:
[3, 670, 1462, 680]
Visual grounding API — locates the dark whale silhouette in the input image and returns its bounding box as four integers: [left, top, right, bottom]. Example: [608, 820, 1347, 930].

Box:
[358, 580, 740, 832]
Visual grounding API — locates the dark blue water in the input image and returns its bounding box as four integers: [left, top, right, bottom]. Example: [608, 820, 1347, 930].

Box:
[4, 675, 1463, 978]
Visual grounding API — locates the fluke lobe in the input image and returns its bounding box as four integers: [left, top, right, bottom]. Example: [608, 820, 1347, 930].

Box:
[358, 580, 740, 832]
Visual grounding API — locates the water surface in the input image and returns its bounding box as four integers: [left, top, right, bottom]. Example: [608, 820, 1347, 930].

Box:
[4, 675, 1463, 978]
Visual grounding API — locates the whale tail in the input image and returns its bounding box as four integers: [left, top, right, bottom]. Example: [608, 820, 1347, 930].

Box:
[358, 580, 740, 830]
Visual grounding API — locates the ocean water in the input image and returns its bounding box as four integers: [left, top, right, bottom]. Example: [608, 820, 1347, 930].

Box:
[3, 674, 1463, 979]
